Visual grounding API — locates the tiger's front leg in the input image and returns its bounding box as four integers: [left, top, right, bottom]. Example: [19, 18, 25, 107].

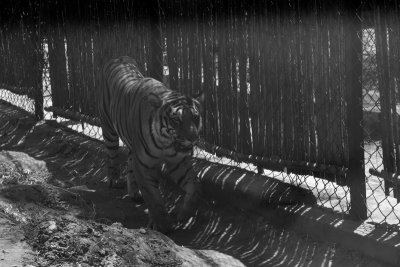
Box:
[125, 152, 144, 203]
[165, 157, 202, 223]
[132, 155, 173, 234]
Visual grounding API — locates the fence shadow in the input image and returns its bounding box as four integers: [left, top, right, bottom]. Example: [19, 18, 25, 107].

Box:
[167, 200, 379, 267]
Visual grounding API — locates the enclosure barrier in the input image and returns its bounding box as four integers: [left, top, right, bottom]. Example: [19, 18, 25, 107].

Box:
[2, 0, 400, 227]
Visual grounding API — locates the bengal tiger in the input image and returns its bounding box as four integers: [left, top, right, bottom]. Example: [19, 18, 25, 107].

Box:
[99, 56, 203, 233]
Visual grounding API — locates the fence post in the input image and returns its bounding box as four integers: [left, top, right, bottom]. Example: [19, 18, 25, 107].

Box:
[345, 0, 367, 220]
[34, 38, 44, 120]
[148, 0, 163, 82]
[33, 0, 44, 120]
[34, 79, 44, 120]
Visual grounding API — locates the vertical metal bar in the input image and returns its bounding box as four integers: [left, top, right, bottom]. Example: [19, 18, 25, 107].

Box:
[148, 0, 163, 82]
[345, 0, 367, 220]
[388, 2, 400, 201]
[375, 5, 396, 197]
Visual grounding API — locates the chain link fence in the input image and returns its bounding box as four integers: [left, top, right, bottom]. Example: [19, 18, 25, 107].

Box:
[0, 90, 35, 114]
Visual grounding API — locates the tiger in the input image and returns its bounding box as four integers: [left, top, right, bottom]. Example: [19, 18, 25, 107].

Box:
[99, 56, 203, 233]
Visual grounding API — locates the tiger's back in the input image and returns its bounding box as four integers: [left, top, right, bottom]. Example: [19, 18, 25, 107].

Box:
[102, 57, 164, 150]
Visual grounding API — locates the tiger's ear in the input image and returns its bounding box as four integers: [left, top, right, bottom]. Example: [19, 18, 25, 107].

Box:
[192, 91, 204, 106]
[146, 93, 162, 108]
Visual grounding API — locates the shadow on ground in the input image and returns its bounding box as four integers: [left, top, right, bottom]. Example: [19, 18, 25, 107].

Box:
[0, 100, 390, 266]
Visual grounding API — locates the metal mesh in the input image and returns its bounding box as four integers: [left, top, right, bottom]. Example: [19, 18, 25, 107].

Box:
[0, 89, 35, 114]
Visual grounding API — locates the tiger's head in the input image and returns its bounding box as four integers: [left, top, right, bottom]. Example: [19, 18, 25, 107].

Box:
[167, 95, 202, 150]
[148, 90, 203, 151]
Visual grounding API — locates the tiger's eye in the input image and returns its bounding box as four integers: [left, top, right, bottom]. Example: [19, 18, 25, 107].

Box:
[170, 117, 180, 126]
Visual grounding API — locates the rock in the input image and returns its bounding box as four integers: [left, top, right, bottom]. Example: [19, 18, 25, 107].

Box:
[0, 151, 47, 174]
[48, 220, 57, 232]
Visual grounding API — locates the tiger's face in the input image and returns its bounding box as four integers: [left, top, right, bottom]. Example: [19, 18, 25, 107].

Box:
[168, 97, 202, 150]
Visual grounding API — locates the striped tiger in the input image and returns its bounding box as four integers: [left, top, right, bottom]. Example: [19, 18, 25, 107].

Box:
[99, 56, 203, 233]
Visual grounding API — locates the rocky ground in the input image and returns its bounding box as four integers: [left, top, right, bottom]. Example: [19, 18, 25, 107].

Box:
[0, 100, 393, 267]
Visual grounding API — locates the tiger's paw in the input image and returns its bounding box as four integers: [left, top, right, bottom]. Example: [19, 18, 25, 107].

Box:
[121, 191, 144, 204]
